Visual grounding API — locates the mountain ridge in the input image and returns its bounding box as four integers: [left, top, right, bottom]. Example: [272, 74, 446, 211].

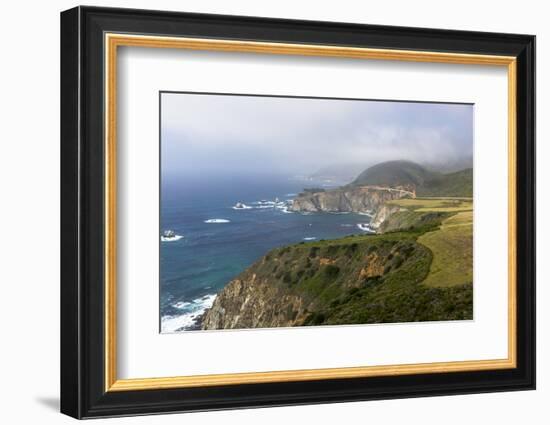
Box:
[351, 160, 472, 197]
[352, 160, 436, 188]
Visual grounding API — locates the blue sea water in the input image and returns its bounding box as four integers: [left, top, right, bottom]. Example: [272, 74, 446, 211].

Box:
[160, 175, 373, 332]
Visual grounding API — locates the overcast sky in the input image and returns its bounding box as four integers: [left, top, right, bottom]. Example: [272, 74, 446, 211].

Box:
[161, 92, 473, 179]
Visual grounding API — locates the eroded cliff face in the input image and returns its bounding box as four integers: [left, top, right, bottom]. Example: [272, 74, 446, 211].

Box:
[369, 204, 401, 230]
[201, 239, 407, 330]
[201, 270, 309, 330]
[289, 186, 410, 214]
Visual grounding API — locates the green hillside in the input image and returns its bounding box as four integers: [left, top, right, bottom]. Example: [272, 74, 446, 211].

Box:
[203, 205, 473, 329]
[352, 160, 436, 187]
[352, 160, 472, 197]
[416, 168, 473, 197]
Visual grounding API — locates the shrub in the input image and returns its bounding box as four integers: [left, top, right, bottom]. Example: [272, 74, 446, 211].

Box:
[367, 245, 377, 254]
[305, 312, 326, 325]
[348, 287, 360, 295]
[323, 265, 340, 279]
[282, 271, 292, 284]
[327, 245, 339, 255]
[392, 255, 404, 269]
[308, 247, 320, 258]
[346, 243, 359, 257]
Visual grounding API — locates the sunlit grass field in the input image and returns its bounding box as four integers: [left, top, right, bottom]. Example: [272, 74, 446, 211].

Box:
[417, 209, 473, 288]
[387, 197, 473, 213]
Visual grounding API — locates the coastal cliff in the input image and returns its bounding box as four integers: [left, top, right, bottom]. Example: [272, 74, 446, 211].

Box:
[200, 160, 474, 330]
[289, 186, 413, 214]
[369, 204, 401, 230]
[201, 269, 308, 329]
[289, 160, 472, 230]
[202, 217, 473, 330]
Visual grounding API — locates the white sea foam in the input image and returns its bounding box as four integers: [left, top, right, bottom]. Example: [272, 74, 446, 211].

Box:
[232, 204, 252, 210]
[357, 223, 376, 233]
[161, 234, 184, 242]
[161, 312, 199, 333]
[274, 204, 293, 214]
[303, 237, 316, 241]
[192, 293, 217, 307]
[204, 219, 230, 223]
[357, 211, 374, 217]
[173, 301, 191, 309]
[161, 293, 217, 333]
[251, 199, 292, 210]
[286, 193, 297, 196]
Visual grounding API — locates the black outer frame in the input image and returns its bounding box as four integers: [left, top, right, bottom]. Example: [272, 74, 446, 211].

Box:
[60, 6, 536, 419]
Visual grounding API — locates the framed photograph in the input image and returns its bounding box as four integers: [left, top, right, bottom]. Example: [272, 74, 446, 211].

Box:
[60, 6, 535, 419]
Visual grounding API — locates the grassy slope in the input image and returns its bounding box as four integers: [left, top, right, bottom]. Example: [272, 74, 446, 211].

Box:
[387, 198, 473, 212]
[252, 209, 473, 325]
[382, 198, 473, 288]
[416, 168, 473, 197]
[418, 211, 473, 288]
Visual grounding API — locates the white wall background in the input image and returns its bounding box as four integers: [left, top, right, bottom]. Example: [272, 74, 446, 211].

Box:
[0, 0, 545, 423]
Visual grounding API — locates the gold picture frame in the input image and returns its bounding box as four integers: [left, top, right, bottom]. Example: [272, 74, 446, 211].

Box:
[61, 6, 535, 419]
[104, 33, 517, 392]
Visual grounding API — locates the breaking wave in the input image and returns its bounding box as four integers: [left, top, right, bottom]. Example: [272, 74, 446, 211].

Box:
[161, 294, 217, 333]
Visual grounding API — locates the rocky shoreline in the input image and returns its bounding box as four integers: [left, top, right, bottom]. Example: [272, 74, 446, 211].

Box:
[289, 185, 410, 234]
[184, 311, 207, 331]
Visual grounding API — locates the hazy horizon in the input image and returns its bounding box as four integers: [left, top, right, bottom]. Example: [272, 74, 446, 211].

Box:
[161, 92, 473, 180]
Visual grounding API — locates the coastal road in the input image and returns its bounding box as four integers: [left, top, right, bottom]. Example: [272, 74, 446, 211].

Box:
[362, 185, 416, 198]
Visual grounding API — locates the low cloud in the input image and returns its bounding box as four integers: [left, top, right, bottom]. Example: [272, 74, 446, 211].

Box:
[161, 93, 473, 178]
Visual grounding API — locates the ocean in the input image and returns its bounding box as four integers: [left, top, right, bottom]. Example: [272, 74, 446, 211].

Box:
[160, 175, 373, 332]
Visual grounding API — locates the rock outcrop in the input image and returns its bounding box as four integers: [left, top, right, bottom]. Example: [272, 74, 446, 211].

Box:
[289, 186, 412, 214]
[369, 204, 401, 230]
[202, 271, 309, 330]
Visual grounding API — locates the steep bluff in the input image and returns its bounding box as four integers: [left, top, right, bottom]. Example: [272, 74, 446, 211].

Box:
[201, 270, 308, 330]
[369, 204, 401, 230]
[289, 186, 412, 214]
[202, 227, 473, 330]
